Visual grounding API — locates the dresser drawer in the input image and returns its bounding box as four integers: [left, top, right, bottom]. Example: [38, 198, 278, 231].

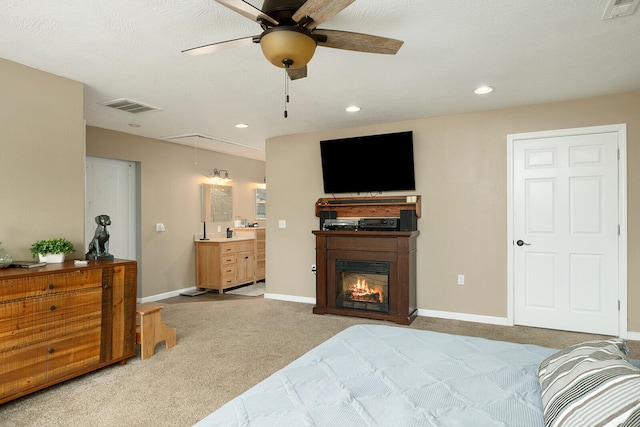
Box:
[220, 255, 235, 265]
[0, 327, 101, 398]
[221, 275, 235, 288]
[0, 289, 102, 352]
[219, 243, 235, 254]
[44, 327, 102, 383]
[220, 264, 235, 277]
[0, 269, 103, 303]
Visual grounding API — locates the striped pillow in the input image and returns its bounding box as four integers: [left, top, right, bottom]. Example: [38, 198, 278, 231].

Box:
[537, 339, 640, 427]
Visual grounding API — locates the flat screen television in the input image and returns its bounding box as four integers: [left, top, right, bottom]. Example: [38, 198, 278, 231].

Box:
[320, 131, 415, 194]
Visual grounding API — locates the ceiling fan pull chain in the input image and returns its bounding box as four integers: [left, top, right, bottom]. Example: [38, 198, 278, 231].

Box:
[284, 68, 289, 118]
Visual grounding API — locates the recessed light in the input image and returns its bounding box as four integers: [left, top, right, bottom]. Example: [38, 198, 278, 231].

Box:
[474, 85, 494, 95]
[235, 123, 249, 129]
[345, 106, 361, 112]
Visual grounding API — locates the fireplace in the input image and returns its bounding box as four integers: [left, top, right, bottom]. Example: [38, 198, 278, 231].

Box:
[313, 196, 419, 325]
[312, 230, 418, 325]
[336, 260, 389, 312]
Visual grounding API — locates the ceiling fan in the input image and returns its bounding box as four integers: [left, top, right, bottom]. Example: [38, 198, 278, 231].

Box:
[182, 0, 404, 80]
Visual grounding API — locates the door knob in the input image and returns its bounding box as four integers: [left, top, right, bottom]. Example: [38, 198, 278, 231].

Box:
[516, 240, 531, 246]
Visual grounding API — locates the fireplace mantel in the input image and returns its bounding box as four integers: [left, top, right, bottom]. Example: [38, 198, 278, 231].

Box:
[315, 195, 421, 219]
[312, 230, 418, 325]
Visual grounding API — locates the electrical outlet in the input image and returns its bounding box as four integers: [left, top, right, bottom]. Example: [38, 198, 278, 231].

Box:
[457, 274, 465, 285]
[311, 264, 317, 273]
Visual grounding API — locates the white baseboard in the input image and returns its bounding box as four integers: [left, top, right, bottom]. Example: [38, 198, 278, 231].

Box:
[144, 290, 639, 339]
[264, 293, 315, 305]
[627, 331, 640, 341]
[142, 289, 509, 326]
[262, 294, 510, 326]
[138, 288, 315, 304]
[417, 308, 510, 326]
[138, 286, 198, 303]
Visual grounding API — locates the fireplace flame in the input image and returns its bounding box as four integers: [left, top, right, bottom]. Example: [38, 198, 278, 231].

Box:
[347, 278, 383, 303]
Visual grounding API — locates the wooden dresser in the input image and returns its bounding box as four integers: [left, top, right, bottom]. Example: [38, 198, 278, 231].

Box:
[0, 259, 137, 404]
[234, 228, 265, 281]
[196, 237, 256, 293]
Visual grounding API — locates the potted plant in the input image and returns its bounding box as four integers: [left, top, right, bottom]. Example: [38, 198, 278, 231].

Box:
[30, 238, 75, 263]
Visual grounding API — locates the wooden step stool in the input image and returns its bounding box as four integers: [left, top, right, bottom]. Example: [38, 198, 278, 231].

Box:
[136, 303, 177, 360]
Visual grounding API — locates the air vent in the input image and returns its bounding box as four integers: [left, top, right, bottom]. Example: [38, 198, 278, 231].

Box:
[164, 133, 256, 153]
[603, 0, 639, 19]
[103, 98, 161, 114]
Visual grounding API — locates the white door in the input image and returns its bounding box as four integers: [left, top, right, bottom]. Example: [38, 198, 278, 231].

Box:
[85, 157, 137, 260]
[509, 125, 625, 336]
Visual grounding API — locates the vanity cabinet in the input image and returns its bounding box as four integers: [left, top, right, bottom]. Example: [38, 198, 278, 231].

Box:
[0, 259, 137, 404]
[234, 228, 265, 281]
[196, 238, 256, 293]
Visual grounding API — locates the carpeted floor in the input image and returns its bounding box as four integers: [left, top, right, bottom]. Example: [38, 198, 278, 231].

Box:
[1, 296, 636, 426]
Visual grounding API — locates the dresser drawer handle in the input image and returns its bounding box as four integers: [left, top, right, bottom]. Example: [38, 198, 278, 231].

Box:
[48, 284, 54, 290]
[50, 305, 56, 311]
[48, 347, 55, 354]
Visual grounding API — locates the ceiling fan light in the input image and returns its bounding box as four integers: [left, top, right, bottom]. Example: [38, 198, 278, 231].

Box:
[260, 27, 317, 69]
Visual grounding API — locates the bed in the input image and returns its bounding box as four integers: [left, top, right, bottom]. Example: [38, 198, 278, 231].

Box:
[195, 324, 640, 427]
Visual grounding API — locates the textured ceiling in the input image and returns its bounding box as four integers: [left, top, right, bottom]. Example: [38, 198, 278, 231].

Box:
[1, 0, 639, 161]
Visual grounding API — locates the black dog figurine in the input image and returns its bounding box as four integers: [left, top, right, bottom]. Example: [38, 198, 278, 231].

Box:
[86, 214, 114, 260]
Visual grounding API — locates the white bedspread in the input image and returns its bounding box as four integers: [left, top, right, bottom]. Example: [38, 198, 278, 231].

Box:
[195, 324, 557, 427]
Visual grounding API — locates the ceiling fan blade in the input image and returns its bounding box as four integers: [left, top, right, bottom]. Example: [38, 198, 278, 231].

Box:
[287, 66, 307, 80]
[182, 36, 257, 56]
[292, 0, 355, 30]
[314, 29, 403, 55]
[215, 0, 278, 26]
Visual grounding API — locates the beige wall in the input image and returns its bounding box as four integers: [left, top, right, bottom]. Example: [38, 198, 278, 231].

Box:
[266, 91, 640, 331]
[86, 127, 266, 298]
[0, 58, 85, 259]
[3, 56, 638, 331]
[0, 57, 266, 299]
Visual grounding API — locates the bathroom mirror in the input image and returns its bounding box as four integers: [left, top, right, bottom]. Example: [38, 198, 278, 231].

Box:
[201, 184, 233, 222]
[255, 188, 266, 219]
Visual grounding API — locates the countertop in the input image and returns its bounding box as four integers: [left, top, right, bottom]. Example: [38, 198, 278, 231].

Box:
[194, 236, 255, 243]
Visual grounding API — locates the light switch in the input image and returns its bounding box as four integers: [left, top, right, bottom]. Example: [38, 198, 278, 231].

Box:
[278, 220, 286, 229]
[156, 223, 166, 232]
